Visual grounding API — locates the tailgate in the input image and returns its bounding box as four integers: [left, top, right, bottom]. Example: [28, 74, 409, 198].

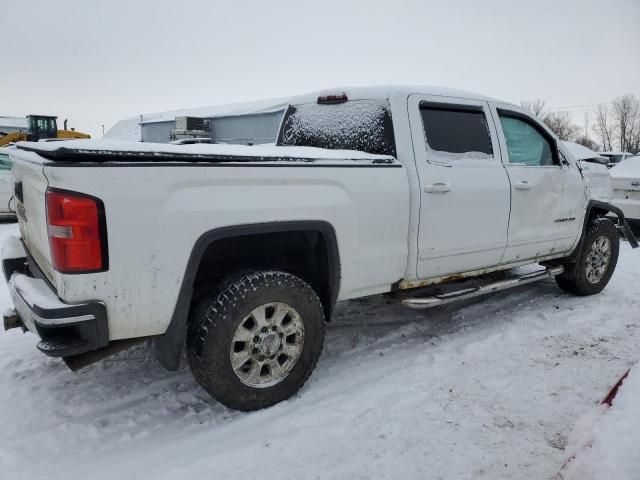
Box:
[612, 176, 640, 193]
[612, 176, 640, 201]
[10, 149, 56, 283]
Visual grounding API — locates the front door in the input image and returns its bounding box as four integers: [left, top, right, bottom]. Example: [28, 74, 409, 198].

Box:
[489, 104, 586, 263]
[408, 94, 511, 279]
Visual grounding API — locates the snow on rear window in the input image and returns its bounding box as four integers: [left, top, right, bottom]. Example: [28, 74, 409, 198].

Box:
[278, 100, 396, 156]
[428, 150, 494, 166]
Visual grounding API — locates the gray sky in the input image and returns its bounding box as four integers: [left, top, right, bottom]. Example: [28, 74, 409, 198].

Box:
[3, 0, 639, 138]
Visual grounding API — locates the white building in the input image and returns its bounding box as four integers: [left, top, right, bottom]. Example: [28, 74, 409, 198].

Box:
[0, 116, 28, 135]
[105, 98, 289, 144]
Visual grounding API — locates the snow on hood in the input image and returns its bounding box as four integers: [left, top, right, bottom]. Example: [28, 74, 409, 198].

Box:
[609, 157, 640, 178]
[16, 139, 395, 162]
[562, 141, 606, 161]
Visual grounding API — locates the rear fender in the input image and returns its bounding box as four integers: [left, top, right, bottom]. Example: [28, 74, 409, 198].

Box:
[154, 221, 340, 371]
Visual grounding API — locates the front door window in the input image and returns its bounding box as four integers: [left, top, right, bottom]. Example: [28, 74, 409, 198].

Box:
[498, 112, 557, 167]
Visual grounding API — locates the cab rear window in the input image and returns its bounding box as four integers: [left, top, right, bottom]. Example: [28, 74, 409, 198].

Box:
[277, 100, 396, 156]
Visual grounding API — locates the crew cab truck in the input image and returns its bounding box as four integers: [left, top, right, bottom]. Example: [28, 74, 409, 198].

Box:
[3, 86, 638, 411]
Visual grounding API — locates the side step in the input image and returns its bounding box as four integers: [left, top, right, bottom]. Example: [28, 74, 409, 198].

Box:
[402, 266, 564, 309]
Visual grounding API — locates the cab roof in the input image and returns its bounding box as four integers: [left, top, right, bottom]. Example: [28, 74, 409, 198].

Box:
[289, 85, 508, 105]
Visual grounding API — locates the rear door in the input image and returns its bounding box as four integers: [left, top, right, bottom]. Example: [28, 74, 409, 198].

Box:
[489, 104, 585, 263]
[408, 94, 511, 278]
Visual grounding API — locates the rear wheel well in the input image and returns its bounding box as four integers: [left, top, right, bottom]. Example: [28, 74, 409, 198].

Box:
[191, 227, 338, 320]
[155, 221, 340, 371]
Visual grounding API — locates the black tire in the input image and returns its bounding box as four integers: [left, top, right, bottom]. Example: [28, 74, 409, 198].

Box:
[187, 270, 325, 411]
[556, 218, 619, 296]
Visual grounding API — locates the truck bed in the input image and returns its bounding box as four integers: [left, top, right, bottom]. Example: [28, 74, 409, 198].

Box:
[8, 139, 410, 342]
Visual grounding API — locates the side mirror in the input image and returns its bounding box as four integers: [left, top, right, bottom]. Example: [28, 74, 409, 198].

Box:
[558, 149, 571, 167]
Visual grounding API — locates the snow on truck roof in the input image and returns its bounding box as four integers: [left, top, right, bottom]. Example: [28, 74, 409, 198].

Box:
[140, 86, 500, 123]
[104, 85, 507, 141]
[290, 85, 504, 104]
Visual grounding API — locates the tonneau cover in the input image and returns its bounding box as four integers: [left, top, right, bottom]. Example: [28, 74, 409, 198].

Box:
[16, 140, 396, 165]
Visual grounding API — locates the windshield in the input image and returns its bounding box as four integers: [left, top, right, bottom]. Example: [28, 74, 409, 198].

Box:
[601, 153, 624, 164]
[277, 99, 396, 156]
[0, 152, 12, 171]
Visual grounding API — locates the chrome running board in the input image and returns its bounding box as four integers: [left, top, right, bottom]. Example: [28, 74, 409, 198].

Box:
[402, 266, 564, 310]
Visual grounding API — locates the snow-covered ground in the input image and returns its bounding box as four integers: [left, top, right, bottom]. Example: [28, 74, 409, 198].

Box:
[558, 367, 640, 480]
[0, 221, 638, 480]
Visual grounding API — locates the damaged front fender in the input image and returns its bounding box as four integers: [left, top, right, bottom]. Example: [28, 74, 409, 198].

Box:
[589, 200, 639, 248]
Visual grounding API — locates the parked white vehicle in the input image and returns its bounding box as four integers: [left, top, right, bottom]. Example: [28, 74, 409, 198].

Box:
[0, 149, 15, 219]
[610, 156, 640, 226]
[2, 86, 638, 411]
[598, 151, 635, 168]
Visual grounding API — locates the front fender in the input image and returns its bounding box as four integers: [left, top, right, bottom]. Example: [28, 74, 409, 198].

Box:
[588, 200, 639, 248]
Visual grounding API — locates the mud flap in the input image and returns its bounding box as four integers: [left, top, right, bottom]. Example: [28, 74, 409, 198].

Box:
[619, 219, 639, 248]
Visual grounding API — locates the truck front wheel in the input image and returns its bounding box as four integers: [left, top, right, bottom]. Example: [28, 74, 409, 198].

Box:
[556, 218, 619, 296]
[187, 270, 325, 411]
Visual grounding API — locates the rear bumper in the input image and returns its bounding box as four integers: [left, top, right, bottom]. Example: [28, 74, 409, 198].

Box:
[1, 235, 108, 357]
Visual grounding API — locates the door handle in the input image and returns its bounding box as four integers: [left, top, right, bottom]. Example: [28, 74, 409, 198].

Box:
[424, 182, 451, 193]
[514, 180, 531, 190]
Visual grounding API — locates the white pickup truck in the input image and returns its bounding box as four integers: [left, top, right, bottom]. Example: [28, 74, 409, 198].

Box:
[3, 86, 638, 411]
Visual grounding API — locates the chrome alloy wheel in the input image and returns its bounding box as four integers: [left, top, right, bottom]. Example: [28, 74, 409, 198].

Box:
[229, 302, 305, 388]
[585, 235, 612, 284]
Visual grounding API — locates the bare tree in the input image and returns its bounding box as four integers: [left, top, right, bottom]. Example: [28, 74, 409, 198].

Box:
[574, 135, 598, 150]
[573, 112, 598, 150]
[631, 120, 640, 154]
[612, 94, 640, 152]
[593, 104, 614, 151]
[521, 99, 579, 141]
[543, 111, 579, 141]
[583, 112, 591, 140]
[520, 99, 547, 119]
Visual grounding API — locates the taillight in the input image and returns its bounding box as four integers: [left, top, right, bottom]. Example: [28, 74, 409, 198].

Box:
[46, 188, 107, 273]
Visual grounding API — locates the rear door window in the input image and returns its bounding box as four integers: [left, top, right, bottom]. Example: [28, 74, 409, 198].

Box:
[420, 103, 494, 165]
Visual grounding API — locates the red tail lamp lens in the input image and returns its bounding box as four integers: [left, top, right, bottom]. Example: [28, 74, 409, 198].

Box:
[46, 189, 106, 273]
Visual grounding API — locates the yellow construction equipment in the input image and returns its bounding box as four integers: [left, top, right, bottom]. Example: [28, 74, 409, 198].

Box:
[0, 115, 90, 147]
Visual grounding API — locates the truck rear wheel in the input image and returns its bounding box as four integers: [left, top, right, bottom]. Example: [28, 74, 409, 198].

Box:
[556, 218, 619, 296]
[187, 270, 325, 411]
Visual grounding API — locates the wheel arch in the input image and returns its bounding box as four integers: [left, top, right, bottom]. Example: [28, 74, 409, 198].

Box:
[154, 220, 341, 371]
[551, 200, 638, 276]
[585, 200, 638, 248]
